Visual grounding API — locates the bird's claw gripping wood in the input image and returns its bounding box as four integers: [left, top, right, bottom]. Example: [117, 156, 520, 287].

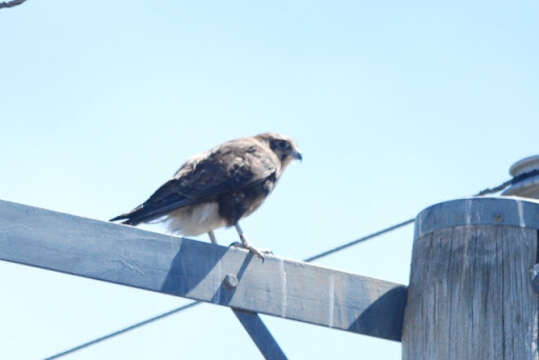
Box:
[232, 223, 272, 260]
[229, 240, 273, 260]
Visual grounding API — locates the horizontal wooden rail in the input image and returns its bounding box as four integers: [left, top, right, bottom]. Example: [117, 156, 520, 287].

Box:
[0, 199, 406, 341]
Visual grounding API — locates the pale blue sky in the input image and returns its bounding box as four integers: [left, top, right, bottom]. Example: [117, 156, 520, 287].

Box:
[1, 1, 538, 359]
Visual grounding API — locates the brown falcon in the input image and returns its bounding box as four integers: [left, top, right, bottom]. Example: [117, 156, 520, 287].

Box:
[110, 133, 302, 258]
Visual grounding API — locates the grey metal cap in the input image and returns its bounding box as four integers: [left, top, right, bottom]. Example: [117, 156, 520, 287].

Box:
[502, 155, 539, 198]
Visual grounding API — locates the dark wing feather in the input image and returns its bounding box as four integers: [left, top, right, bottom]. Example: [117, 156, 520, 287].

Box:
[110, 138, 277, 225]
[109, 180, 192, 224]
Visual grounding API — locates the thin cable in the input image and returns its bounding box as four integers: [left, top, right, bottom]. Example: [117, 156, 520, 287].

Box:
[475, 168, 539, 196]
[44, 301, 200, 360]
[304, 168, 539, 263]
[303, 217, 415, 262]
[0, 0, 26, 9]
[44, 168, 538, 359]
[305, 169, 539, 263]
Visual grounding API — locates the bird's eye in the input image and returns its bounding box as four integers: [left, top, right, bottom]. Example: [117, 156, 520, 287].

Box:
[278, 140, 290, 149]
[271, 139, 290, 151]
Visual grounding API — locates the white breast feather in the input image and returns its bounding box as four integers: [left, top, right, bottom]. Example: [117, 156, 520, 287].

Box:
[165, 202, 226, 236]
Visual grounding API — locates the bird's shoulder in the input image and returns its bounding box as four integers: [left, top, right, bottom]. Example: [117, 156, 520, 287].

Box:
[171, 137, 279, 196]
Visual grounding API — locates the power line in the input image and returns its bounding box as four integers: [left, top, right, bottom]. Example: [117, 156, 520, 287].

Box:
[304, 168, 539, 262]
[475, 168, 539, 196]
[44, 302, 199, 360]
[303, 217, 414, 262]
[0, 0, 26, 9]
[44, 169, 538, 359]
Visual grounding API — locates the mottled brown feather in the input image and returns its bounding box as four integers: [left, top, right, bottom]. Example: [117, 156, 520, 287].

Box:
[110, 136, 280, 226]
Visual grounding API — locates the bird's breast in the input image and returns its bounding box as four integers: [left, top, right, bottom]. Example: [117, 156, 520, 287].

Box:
[216, 177, 277, 226]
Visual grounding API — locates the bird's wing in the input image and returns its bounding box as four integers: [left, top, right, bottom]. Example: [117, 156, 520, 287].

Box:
[110, 137, 278, 225]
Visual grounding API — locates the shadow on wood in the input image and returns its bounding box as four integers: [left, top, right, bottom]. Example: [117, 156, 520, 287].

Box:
[348, 285, 407, 341]
[161, 244, 254, 306]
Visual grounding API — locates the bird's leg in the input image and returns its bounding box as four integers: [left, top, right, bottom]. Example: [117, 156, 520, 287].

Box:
[232, 223, 273, 260]
[208, 230, 217, 244]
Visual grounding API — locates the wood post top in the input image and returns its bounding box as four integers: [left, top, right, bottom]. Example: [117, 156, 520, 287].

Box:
[415, 196, 539, 239]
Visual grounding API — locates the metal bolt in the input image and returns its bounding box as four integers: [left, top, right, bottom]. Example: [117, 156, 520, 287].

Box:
[224, 274, 239, 289]
[529, 264, 539, 294]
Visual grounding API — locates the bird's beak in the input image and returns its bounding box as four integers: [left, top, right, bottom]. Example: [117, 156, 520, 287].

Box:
[292, 150, 303, 161]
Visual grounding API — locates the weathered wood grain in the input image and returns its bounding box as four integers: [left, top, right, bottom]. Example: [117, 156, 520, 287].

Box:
[0, 199, 406, 341]
[403, 197, 539, 360]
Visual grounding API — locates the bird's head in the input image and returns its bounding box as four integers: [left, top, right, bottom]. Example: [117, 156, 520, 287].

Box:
[256, 133, 302, 169]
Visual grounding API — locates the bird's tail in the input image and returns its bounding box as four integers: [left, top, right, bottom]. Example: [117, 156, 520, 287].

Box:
[110, 198, 192, 226]
[109, 207, 145, 225]
[110, 178, 194, 226]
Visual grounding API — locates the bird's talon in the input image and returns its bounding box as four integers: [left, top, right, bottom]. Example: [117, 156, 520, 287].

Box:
[245, 245, 265, 260]
[229, 241, 271, 260]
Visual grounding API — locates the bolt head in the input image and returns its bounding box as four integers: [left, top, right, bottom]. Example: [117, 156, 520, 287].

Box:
[224, 274, 239, 289]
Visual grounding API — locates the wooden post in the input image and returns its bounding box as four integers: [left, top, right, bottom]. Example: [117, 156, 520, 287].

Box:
[402, 197, 539, 359]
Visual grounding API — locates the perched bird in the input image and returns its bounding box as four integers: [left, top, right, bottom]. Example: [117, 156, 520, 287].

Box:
[110, 132, 302, 258]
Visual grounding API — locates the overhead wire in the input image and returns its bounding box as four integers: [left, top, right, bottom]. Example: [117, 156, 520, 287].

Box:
[307, 168, 539, 262]
[44, 168, 539, 359]
[475, 168, 538, 196]
[44, 302, 199, 360]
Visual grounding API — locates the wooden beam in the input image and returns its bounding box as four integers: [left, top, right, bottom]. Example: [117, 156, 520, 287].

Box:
[233, 309, 288, 359]
[0, 199, 406, 341]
